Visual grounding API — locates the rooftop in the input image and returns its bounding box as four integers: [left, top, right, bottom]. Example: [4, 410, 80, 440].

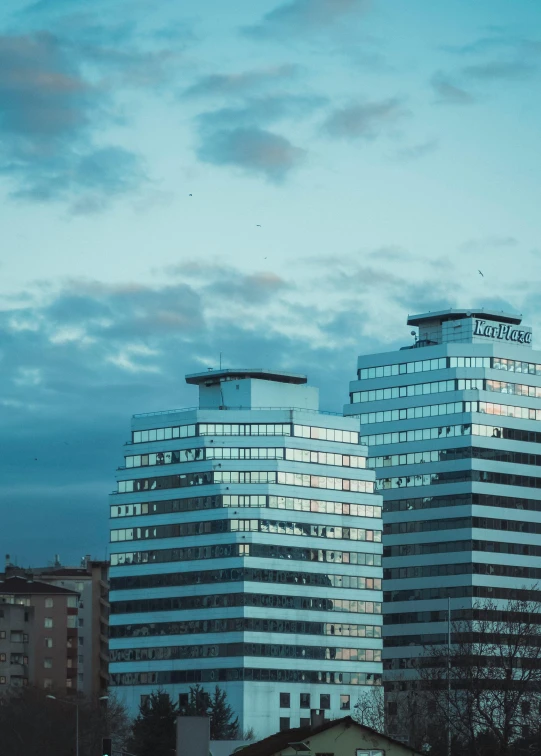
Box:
[185, 369, 307, 386]
[0, 575, 78, 595]
[234, 716, 422, 756]
[407, 308, 522, 327]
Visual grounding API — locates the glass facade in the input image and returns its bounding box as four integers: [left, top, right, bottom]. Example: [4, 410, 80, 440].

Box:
[109, 370, 383, 738]
[345, 309, 541, 736]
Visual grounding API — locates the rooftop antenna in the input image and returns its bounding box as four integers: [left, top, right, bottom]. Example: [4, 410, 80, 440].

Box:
[411, 330, 417, 343]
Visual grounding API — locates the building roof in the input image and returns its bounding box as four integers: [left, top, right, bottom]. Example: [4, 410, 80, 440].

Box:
[0, 575, 78, 595]
[407, 308, 522, 326]
[185, 369, 307, 386]
[233, 716, 423, 756]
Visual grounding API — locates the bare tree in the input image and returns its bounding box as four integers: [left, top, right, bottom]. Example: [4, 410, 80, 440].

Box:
[418, 594, 541, 756]
[354, 685, 386, 733]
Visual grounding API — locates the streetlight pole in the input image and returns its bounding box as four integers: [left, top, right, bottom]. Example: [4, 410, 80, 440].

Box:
[46, 695, 79, 756]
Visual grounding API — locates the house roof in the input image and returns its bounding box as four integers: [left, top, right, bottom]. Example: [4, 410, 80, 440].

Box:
[234, 716, 423, 756]
[0, 575, 78, 595]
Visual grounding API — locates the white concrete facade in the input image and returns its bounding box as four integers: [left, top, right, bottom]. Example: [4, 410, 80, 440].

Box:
[109, 369, 383, 739]
[344, 309, 541, 711]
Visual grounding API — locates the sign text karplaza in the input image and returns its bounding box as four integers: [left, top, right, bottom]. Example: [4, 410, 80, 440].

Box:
[474, 319, 532, 344]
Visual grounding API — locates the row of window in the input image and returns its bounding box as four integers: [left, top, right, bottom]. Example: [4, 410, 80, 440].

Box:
[384, 562, 541, 581]
[132, 423, 359, 445]
[0, 654, 28, 665]
[486, 379, 541, 399]
[117, 470, 375, 494]
[493, 357, 541, 375]
[360, 401, 476, 425]
[109, 617, 382, 640]
[360, 400, 541, 425]
[110, 566, 381, 593]
[384, 492, 541, 514]
[357, 356, 488, 380]
[110, 668, 382, 687]
[358, 355, 541, 381]
[110, 643, 382, 663]
[362, 423, 541, 448]
[352, 379, 482, 404]
[110, 517, 381, 543]
[384, 585, 541, 604]
[111, 542, 382, 568]
[385, 608, 541, 626]
[110, 494, 381, 520]
[112, 592, 381, 616]
[126, 447, 366, 470]
[384, 539, 541, 559]
[375, 469, 541, 491]
[371, 446, 541, 470]
[385, 514, 541, 536]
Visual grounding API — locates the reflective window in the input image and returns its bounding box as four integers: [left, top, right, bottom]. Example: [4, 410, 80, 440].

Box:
[375, 469, 541, 491]
[352, 379, 465, 404]
[358, 357, 449, 379]
[111, 517, 382, 543]
[360, 401, 475, 425]
[369, 445, 541, 470]
[285, 448, 365, 468]
[110, 566, 382, 593]
[110, 668, 382, 687]
[384, 492, 541, 515]
[293, 425, 359, 444]
[486, 379, 541, 399]
[110, 617, 382, 640]
[492, 357, 541, 376]
[110, 542, 383, 570]
[200, 423, 291, 437]
[478, 401, 541, 421]
[133, 424, 196, 444]
[110, 494, 381, 520]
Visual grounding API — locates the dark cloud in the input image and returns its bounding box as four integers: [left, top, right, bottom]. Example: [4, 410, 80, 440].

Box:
[196, 126, 306, 182]
[197, 94, 326, 131]
[393, 138, 438, 161]
[462, 60, 536, 81]
[242, 0, 370, 39]
[0, 32, 148, 209]
[184, 65, 299, 98]
[431, 73, 475, 105]
[322, 98, 406, 140]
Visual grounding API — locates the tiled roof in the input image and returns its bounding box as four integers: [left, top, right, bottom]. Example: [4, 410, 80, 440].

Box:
[0, 576, 78, 595]
[234, 716, 423, 756]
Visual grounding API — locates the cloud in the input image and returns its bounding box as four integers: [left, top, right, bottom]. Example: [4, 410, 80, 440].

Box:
[431, 73, 475, 105]
[243, 0, 370, 39]
[0, 32, 147, 209]
[184, 65, 298, 98]
[393, 138, 438, 161]
[462, 60, 536, 81]
[322, 98, 406, 140]
[197, 94, 326, 131]
[196, 126, 306, 182]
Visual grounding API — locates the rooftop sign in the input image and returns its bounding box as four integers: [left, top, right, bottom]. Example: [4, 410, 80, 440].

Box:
[473, 319, 532, 345]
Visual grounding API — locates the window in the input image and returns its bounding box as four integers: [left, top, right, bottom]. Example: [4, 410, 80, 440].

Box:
[279, 692, 290, 708]
[356, 752, 384, 756]
[78, 637, 84, 646]
[0, 677, 5, 684]
[78, 618, 84, 628]
[45, 598, 54, 608]
[0, 654, 5, 662]
[300, 693, 310, 709]
[76, 582, 85, 593]
[43, 678, 53, 689]
[0, 631, 5, 639]
[67, 616, 77, 628]
[66, 679, 73, 688]
[44, 618, 53, 629]
[279, 717, 290, 732]
[44, 658, 52, 669]
[67, 596, 78, 608]
[387, 701, 398, 715]
[67, 658, 74, 668]
[340, 694, 350, 710]
[320, 694, 330, 710]
[44, 638, 53, 648]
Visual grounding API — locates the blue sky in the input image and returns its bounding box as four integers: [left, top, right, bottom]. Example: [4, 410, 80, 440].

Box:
[1, 0, 540, 565]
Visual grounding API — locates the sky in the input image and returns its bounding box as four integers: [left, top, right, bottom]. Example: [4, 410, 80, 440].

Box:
[1, 0, 540, 566]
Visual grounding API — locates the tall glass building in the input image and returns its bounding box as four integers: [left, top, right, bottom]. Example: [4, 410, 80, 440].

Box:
[109, 369, 383, 738]
[344, 309, 541, 718]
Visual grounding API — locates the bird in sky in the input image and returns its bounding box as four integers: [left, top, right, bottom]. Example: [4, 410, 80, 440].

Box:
[189, 193, 192, 197]
[256, 224, 261, 227]
[478, 270, 484, 277]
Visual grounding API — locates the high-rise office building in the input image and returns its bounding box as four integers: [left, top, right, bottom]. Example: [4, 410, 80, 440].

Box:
[345, 309, 541, 719]
[108, 369, 383, 738]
